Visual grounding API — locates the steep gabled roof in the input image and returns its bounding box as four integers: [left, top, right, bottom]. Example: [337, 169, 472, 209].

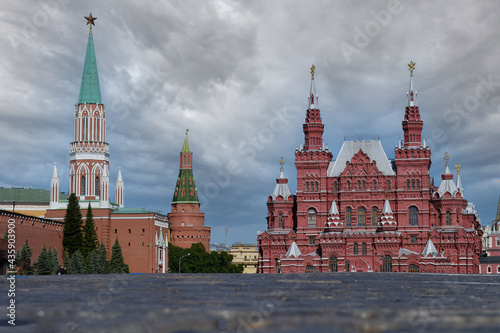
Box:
[327, 140, 395, 177]
[286, 241, 302, 259]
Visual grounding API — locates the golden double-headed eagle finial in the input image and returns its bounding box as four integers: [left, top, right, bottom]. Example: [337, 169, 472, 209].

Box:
[280, 157, 285, 166]
[455, 163, 462, 174]
[408, 61, 416, 77]
[310, 64, 315, 80]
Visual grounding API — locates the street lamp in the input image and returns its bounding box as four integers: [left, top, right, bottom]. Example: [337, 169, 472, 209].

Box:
[179, 253, 190, 273]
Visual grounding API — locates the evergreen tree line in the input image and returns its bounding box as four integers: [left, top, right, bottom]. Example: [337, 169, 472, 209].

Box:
[14, 193, 129, 275]
[169, 242, 244, 273]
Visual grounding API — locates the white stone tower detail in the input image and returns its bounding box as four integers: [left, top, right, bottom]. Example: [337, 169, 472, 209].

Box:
[50, 162, 59, 209]
[116, 167, 124, 208]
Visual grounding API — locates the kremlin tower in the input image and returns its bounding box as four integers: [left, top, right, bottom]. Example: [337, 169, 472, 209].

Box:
[168, 131, 211, 251]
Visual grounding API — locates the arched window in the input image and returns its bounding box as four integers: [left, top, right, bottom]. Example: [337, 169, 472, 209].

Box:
[446, 210, 451, 226]
[411, 151, 414, 158]
[346, 207, 352, 227]
[381, 255, 392, 272]
[347, 180, 351, 190]
[334, 182, 338, 191]
[362, 181, 366, 190]
[83, 117, 88, 140]
[181, 188, 185, 196]
[372, 207, 378, 226]
[386, 179, 391, 190]
[372, 179, 376, 190]
[357, 207, 366, 227]
[329, 256, 338, 272]
[409, 264, 420, 273]
[305, 265, 316, 273]
[406, 179, 410, 189]
[412, 180, 415, 189]
[308, 208, 317, 228]
[95, 176, 99, 196]
[275, 258, 280, 274]
[409, 206, 418, 226]
[306, 182, 309, 192]
[416, 179, 420, 189]
[190, 188, 194, 196]
[358, 181, 361, 190]
[94, 116, 99, 141]
[362, 243, 367, 255]
[353, 243, 358, 255]
[345, 260, 350, 272]
[278, 214, 283, 228]
[81, 176, 86, 196]
[315, 182, 319, 192]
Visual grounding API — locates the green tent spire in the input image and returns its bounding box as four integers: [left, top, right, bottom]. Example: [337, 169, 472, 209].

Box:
[78, 30, 102, 104]
[182, 129, 191, 153]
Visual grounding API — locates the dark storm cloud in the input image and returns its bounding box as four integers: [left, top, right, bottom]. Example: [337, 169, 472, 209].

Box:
[1, 0, 499, 243]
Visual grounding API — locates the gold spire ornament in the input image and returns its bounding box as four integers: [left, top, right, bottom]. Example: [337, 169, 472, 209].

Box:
[280, 157, 285, 166]
[186, 129, 189, 136]
[455, 163, 462, 174]
[310, 64, 315, 80]
[84, 13, 97, 34]
[408, 61, 416, 77]
[444, 152, 450, 166]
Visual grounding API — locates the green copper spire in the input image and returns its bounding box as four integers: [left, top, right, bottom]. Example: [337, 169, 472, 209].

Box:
[78, 30, 102, 104]
[182, 129, 191, 153]
[172, 130, 199, 203]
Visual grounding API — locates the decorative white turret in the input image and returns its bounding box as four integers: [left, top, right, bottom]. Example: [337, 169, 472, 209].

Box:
[455, 163, 463, 196]
[50, 162, 59, 208]
[271, 160, 293, 201]
[326, 201, 342, 227]
[115, 167, 124, 207]
[379, 199, 397, 228]
[99, 164, 110, 208]
[436, 153, 459, 198]
[422, 238, 439, 258]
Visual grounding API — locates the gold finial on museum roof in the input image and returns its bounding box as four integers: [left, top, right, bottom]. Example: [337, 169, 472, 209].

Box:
[444, 152, 450, 166]
[280, 157, 285, 166]
[408, 61, 415, 77]
[455, 163, 461, 174]
[310, 64, 315, 80]
[84, 13, 97, 34]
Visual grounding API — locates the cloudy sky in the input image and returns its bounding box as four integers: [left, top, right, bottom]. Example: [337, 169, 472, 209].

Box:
[1, 1, 500, 244]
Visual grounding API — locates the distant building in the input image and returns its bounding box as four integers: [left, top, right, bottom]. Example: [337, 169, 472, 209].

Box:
[230, 243, 258, 273]
[168, 132, 211, 251]
[479, 196, 500, 274]
[0, 187, 68, 218]
[257, 64, 483, 274]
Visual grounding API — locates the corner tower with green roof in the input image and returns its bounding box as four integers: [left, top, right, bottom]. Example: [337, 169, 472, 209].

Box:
[168, 131, 211, 251]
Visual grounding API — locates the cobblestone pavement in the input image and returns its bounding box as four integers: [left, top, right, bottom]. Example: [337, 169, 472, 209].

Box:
[2, 273, 500, 332]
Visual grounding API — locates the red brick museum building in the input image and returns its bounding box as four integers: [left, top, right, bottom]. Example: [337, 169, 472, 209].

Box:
[257, 64, 483, 274]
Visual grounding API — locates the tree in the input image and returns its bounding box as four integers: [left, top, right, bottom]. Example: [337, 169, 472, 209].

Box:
[36, 246, 52, 275]
[50, 247, 60, 275]
[168, 242, 243, 273]
[63, 193, 83, 255]
[63, 250, 72, 274]
[17, 239, 33, 275]
[82, 203, 99, 258]
[97, 242, 109, 274]
[71, 250, 85, 274]
[109, 237, 129, 274]
[85, 249, 99, 274]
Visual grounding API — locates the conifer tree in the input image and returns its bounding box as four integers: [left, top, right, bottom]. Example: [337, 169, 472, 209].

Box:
[85, 250, 100, 274]
[71, 250, 85, 274]
[50, 248, 60, 274]
[17, 239, 33, 275]
[109, 237, 129, 273]
[97, 242, 109, 274]
[36, 246, 52, 275]
[82, 203, 99, 257]
[63, 250, 72, 274]
[63, 193, 83, 255]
